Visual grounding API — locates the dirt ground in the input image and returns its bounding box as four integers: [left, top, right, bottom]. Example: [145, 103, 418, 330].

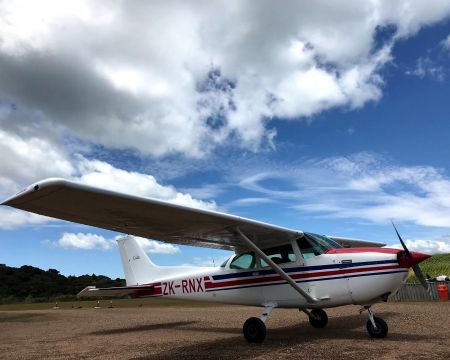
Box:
[0, 302, 449, 360]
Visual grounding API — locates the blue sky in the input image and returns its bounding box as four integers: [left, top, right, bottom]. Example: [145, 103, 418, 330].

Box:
[1, 1, 450, 278]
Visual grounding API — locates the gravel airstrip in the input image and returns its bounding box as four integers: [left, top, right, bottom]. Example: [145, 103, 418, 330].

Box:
[0, 301, 449, 360]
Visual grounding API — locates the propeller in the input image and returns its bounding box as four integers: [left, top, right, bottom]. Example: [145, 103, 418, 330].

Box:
[391, 221, 431, 295]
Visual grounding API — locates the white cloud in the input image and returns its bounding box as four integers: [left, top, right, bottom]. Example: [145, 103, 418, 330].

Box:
[237, 152, 450, 228]
[0, 128, 77, 229]
[405, 57, 445, 81]
[44, 233, 180, 254]
[133, 237, 180, 255]
[1, 1, 450, 155]
[390, 237, 450, 254]
[225, 197, 278, 209]
[74, 157, 217, 210]
[0, 128, 74, 197]
[0, 208, 50, 229]
[0, 128, 216, 229]
[44, 232, 116, 250]
[179, 183, 226, 201]
[440, 34, 450, 51]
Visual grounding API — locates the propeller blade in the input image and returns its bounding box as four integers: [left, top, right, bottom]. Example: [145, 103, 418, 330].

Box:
[391, 222, 432, 296]
[412, 264, 431, 294]
[391, 221, 410, 257]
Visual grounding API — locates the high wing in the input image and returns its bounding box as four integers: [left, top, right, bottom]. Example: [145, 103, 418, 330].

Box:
[78, 285, 154, 298]
[2, 178, 301, 251]
[1, 178, 385, 251]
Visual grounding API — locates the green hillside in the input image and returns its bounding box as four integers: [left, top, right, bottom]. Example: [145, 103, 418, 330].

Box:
[0, 264, 125, 304]
[407, 253, 450, 283]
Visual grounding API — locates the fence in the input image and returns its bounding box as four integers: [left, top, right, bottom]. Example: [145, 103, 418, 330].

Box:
[388, 282, 449, 302]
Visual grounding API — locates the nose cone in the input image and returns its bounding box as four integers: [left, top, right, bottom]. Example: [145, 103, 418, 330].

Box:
[398, 251, 432, 268]
[411, 251, 432, 265]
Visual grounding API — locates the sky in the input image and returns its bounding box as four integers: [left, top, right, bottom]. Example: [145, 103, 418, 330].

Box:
[1, 1, 450, 279]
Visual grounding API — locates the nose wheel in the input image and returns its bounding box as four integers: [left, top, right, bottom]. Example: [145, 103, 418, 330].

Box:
[366, 316, 388, 338]
[362, 306, 388, 338]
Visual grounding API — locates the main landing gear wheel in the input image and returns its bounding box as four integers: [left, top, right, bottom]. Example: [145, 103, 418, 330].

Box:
[243, 317, 266, 343]
[366, 316, 388, 338]
[308, 309, 328, 328]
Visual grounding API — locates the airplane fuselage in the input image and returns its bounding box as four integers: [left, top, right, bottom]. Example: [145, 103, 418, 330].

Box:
[135, 248, 408, 308]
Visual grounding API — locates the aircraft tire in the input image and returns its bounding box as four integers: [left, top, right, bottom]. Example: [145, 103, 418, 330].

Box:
[243, 317, 266, 343]
[366, 316, 388, 338]
[308, 309, 328, 328]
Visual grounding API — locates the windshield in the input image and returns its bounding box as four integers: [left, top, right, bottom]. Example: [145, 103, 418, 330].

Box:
[305, 233, 343, 249]
[297, 232, 342, 259]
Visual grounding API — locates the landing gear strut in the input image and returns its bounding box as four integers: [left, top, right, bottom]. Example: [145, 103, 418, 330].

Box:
[361, 306, 388, 338]
[243, 303, 276, 343]
[300, 308, 328, 328]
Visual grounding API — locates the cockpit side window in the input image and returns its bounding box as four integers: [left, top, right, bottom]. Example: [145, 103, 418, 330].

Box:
[229, 252, 256, 269]
[260, 244, 296, 267]
[297, 237, 319, 259]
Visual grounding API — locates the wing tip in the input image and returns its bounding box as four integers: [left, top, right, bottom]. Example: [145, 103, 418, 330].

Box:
[1, 178, 70, 206]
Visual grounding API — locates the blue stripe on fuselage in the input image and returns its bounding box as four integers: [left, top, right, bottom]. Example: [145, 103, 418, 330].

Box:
[207, 269, 407, 292]
[212, 259, 398, 281]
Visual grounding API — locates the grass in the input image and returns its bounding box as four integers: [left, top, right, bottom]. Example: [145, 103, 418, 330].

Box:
[0, 297, 227, 311]
[407, 253, 450, 283]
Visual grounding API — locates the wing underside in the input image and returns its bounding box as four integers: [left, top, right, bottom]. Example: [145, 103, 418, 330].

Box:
[2, 178, 300, 251]
[329, 236, 385, 248]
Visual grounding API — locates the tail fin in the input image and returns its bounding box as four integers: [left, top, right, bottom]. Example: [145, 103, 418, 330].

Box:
[117, 236, 160, 285]
[117, 235, 212, 286]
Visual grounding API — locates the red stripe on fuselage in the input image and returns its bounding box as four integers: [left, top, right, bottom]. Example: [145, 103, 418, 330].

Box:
[204, 265, 400, 290]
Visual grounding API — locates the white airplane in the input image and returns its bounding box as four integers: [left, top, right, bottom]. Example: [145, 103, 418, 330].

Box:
[2, 178, 432, 343]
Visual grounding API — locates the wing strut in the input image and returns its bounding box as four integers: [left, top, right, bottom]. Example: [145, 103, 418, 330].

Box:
[234, 227, 317, 304]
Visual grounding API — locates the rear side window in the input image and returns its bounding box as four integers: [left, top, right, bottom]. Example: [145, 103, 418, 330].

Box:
[260, 244, 296, 267]
[229, 253, 256, 269]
